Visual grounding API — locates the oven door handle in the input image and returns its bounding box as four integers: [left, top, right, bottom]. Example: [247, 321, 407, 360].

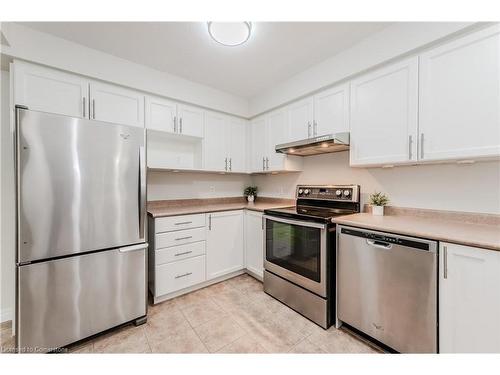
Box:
[262, 215, 327, 229]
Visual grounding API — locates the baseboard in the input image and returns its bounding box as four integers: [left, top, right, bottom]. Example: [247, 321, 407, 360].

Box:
[0, 307, 13, 324]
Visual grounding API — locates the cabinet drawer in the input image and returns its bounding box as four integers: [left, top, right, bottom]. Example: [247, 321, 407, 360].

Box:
[155, 227, 205, 249]
[155, 214, 206, 233]
[155, 256, 206, 296]
[155, 241, 206, 265]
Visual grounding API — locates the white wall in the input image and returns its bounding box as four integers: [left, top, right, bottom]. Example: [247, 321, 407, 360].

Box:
[148, 171, 251, 201]
[0, 69, 15, 323]
[251, 152, 500, 215]
[0, 22, 249, 118]
[249, 22, 478, 116]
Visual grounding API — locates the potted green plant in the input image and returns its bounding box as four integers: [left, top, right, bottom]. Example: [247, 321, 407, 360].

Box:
[244, 186, 258, 203]
[369, 191, 389, 216]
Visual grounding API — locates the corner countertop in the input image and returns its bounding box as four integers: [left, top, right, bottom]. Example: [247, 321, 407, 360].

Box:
[147, 197, 295, 218]
[333, 210, 500, 252]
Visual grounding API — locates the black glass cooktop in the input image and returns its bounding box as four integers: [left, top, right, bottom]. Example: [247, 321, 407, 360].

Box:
[264, 205, 357, 223]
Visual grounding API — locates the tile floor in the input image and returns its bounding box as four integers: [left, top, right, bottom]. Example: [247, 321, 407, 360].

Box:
[0, 274, 380, 354]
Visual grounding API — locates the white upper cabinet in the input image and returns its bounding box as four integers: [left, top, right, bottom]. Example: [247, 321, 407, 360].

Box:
[250, 116, 267, 172]
[287, 97, 314, 141]
[145, 96, 177, 133]
[206, 211, 244, 280]
[14, 61, 89, 119]
[266, 108, 288, 171]
[177, 104, 204, 138]
[439, 243, 500, 353]
[419, 25, 500, 162]
[204, 111, 228, 172]
[313, 83, 350, 137]
[89, 81, 144, 128]
[349, 57, 419, 166]
[228, 117, 247, 173]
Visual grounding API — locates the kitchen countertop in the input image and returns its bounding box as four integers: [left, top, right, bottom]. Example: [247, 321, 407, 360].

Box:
[147, 197, 295, 218]
[334, 210, 500, 251]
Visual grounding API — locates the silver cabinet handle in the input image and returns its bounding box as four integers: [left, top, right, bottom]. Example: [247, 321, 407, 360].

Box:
[179, 117, 183, 133]
[265, 157, 269, 170]
[208, 214, 212, 230]
[82, 97, 86, 118]
[175, 236, 193, 241]
[313, 120, 317, 136]
[262, 157, 265, 171]
[261, 216, 264, 230]
[174, 221, 192, 226]
[366, 239, 392, 250]
[225, 157, 228, 171]
[174, 250, 193, 257]
[443, 245, 448, 279]
[92, 99, 96, 119]
[307, 122, 312, 137]
[175, 272, 192, 279]
[420, 133, 424, 159]
[229, 158, 232, 171]
[174, 116, 177, 132]
[408, 135, 413, 160]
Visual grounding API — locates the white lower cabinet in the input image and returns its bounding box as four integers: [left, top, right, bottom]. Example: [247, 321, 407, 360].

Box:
[439, 242, 500, 353]
[206, 210, 245, 280]
[155, 256, 206, 296]
[245, 211, 264, 279]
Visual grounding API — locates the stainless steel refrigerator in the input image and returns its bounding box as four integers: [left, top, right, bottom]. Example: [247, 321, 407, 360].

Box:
[15, 107, 148, 352]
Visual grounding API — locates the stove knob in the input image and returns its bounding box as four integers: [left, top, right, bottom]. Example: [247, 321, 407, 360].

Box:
[298, 189, 304, 195]
[304, 189, 310, 195]
[330, 218, 335, 223]
[335, 190, 342, 196]
[343, 190, 351, 196]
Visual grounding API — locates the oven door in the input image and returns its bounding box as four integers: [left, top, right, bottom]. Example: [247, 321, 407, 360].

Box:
[263, 215, 327, 297]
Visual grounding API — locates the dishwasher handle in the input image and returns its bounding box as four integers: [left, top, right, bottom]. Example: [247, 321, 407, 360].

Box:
[366, 239, 392, 250]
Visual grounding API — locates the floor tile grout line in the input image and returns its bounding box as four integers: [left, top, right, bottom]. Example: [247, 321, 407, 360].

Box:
[141, 325, 153, 354]
[178, 305, 211, 354]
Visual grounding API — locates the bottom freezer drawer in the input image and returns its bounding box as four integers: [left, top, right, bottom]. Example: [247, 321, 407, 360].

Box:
[155, 255, 206, 296]
[17, 247, 146, 352]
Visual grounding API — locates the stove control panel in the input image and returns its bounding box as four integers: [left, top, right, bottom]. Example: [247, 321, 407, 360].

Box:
[296, 185, 360, 202]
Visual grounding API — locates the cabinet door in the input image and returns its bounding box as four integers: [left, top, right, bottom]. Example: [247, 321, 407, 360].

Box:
[178, 104, 204, 138]
[287, 97, 314, 141]
[206, 211, 244, 280]
[439, 243, 500, 353]
[145, 96, 177, 133]
[245, 211, 264, 279]
[203, 111, 228, 171]
[90, 82, 144, 127]
[419, 25, 500, 161]
[250, 116, 267, 172]
[350, 57, 418, 166]
[313, 83, 349, 137]
[14, 61, 88, 119]
[228, 116, 247, 173]
[266, 108, 287, 171]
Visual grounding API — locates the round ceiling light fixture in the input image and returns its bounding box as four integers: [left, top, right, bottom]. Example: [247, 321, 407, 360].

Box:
[207, 22, 252, 47]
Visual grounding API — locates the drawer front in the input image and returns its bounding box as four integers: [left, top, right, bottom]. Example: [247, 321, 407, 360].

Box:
[155, 241, 206, 265]
[155, 227, 205, 249]
[155, 256, 206, 296]
[155, 214, 205, 233]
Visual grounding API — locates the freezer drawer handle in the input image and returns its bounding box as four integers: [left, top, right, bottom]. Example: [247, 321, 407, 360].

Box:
[174, 221, 192, 226]
[118, 243, 148, 253]
[366, 239, 392, 250]
[175, 272, 192, 279]
[175, 236, 193, 241]
[175, 251, 193, 257]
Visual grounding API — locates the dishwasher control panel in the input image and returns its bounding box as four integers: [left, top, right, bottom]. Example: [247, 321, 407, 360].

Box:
[340, 227, 433, 251]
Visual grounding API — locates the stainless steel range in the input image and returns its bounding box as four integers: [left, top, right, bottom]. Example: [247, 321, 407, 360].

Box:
[263, 185, 360, 329]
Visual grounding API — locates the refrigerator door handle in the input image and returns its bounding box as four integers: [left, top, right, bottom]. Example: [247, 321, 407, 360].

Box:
[118, 243, 148, 253]
[139, 146, 146, 239]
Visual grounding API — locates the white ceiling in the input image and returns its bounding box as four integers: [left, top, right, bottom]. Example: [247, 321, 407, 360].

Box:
[20, 22, 390, 98]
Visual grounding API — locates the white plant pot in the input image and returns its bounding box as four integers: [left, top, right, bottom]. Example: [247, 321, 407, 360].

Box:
[372, 205, 384, 216]
[247, 195, 255, 203]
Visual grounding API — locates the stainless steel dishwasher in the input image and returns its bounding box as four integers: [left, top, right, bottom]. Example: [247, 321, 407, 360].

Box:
[337, 225, 438, 353]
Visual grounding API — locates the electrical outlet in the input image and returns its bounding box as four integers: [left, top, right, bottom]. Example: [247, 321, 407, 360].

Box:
[209, 185, 215, 193]
[279, 186, 284, 196]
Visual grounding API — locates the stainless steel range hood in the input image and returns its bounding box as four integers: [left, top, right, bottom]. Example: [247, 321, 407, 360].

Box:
[275, 132, 350, 156]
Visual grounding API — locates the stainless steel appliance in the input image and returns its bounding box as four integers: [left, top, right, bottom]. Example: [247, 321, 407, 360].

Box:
[263, 185, 360, 328]
[337, 226, 438, 353]
[275, 132, 349, 156]
[15, 107, 148, 352]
